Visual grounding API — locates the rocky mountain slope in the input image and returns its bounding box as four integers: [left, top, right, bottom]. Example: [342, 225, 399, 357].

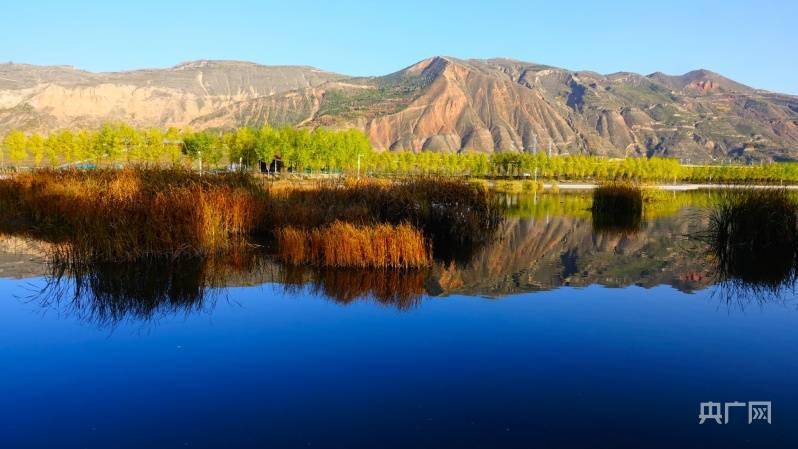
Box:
[2, 57, 797, 161]
[0, 60, 342, 133]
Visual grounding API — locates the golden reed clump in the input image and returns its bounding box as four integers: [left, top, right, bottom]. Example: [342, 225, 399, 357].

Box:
[263, 176, 502, 265]
[0, 171, 499, 268]
[276, 221, 431, 268]
[0, 168, 263, 261]
[262, 177, 501, 240]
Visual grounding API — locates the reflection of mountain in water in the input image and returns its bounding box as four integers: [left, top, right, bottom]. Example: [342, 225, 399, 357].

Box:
[0, 205, 716, 323]
[0, 235, 50, 278]
[429, 208, 712, 297]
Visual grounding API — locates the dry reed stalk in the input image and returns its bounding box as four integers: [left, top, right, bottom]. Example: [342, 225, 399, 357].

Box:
[0, 169, 264, 260]
[276, 221, 430, 268]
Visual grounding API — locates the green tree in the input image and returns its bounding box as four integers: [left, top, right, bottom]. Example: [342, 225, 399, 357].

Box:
[164, 127, 184, 166]
[227, 127, 259, 168]
[182, 132, 221, 168]
[44, 134, 61, 167]
[142, 128, 165, 166]
[3, 130, 28, 167]
[28, 133, 45, 167]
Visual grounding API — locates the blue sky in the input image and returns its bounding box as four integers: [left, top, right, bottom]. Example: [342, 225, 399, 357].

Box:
[3, 0, 797, 93]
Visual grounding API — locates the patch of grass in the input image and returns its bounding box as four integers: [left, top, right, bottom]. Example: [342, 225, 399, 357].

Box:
[494, 180, 523, 193]
[468, 179, 491, 190]
[523, 180, 545, 192]
[0, 171, 501, 268]
[0, 168, 263, 261]
[264, 176, 503, 263]
[492, 180, 545, 194]
[275, 221, 430, 268]
[591, 183, 643, 234]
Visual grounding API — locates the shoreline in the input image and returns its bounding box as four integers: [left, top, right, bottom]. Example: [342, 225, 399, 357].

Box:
[5, 171, 798, 191]
[546, 182, 798, 191]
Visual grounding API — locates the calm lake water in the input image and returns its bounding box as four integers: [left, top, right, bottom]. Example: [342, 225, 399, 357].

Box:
[1, 193, 797, 448]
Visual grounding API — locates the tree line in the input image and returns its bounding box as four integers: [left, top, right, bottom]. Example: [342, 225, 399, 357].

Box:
[3, 124, 798, 183]
[0, 124, 372, 172]
[365, 151, 798, 183]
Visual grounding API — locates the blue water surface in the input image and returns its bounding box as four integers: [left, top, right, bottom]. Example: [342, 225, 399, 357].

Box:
[1, 276, 796, 448]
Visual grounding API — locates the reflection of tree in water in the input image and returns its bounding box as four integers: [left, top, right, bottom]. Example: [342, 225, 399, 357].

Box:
[277, 265, 426, 310]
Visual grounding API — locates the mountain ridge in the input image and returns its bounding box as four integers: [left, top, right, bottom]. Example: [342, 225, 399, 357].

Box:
[1, 57, 797, 161]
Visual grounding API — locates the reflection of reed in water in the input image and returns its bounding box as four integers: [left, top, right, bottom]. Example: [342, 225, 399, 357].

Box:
[277, 265, 426, 310]
[36, 247, 266, 327]
[591, 211, 642, 236]
[33, 243, 428, 326]
[591, 184, 643, 236]
[699, 189, 798, 304]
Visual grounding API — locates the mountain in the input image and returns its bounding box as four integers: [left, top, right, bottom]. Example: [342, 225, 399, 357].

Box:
[2, 57, 797, 161]
[0, 60, 343, 132]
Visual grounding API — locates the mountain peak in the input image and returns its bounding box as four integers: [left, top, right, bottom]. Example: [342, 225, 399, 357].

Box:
[647, 69, 752, 93]
[399, 56, 453, 77]
[171, 60, 285, 70]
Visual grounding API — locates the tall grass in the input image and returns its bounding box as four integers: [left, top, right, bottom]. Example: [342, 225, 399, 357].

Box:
[591, 183, 643, 234]
[0, 170, 500, 268]
[276, 221, 430, 268]
[704, 189, 798, 291]
[0, 169, 263, 260]
[264, 177, 502, 262]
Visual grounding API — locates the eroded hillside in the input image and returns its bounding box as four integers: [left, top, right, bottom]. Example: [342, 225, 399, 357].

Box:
[2, 57, 797, 161]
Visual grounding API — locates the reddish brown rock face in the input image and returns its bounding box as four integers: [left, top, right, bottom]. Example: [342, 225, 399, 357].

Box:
[690, 80, 717, 91]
